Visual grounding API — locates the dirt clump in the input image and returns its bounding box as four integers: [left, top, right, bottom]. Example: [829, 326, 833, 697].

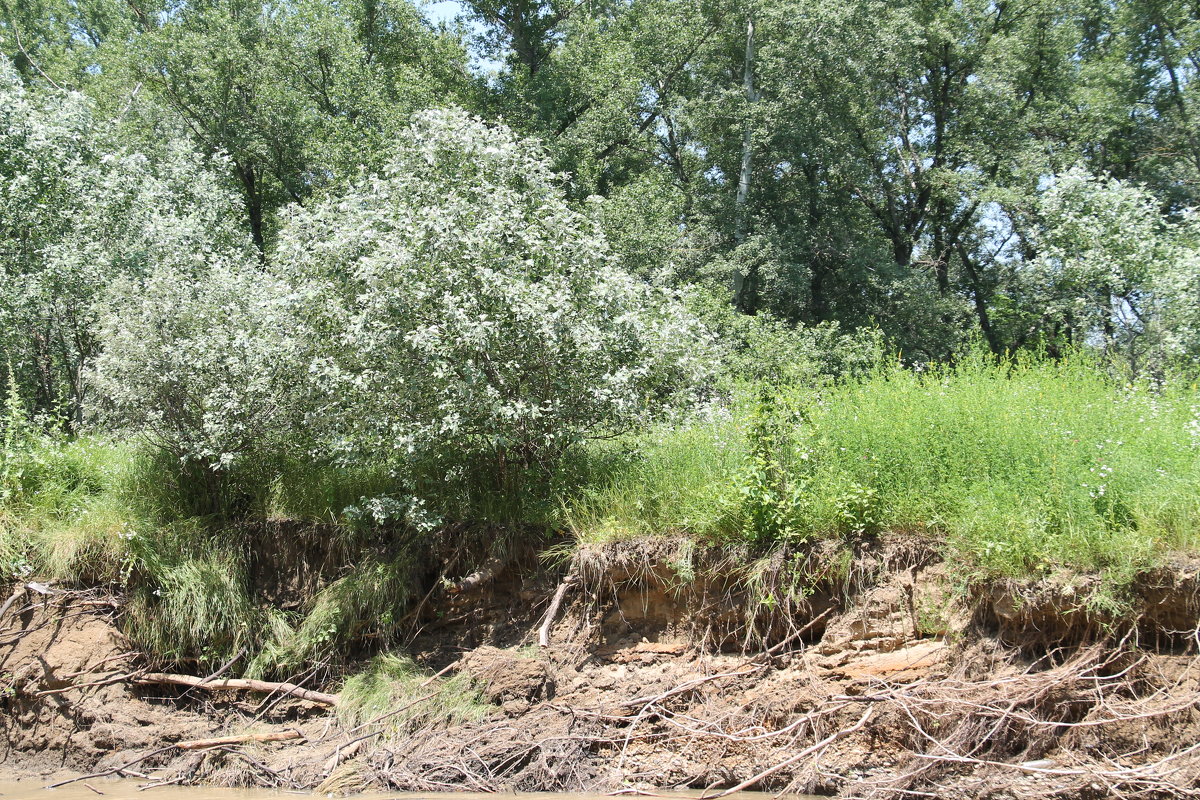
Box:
[0, 587, 215, 777]
[460, 646, 554, 712]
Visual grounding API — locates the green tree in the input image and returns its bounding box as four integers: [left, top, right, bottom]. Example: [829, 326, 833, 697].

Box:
[0, 59, 251, 424]
[124, 0, 474, 253]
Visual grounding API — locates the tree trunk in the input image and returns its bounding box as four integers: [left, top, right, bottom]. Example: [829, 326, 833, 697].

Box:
[235, 161, 267, 259]
[957, 242, 1001, 354]
[732, 13, 757, 312]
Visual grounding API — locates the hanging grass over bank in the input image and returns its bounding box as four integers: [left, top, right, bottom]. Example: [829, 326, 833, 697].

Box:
[336, 654, 487, 734]
[569, 353, 1200, 582]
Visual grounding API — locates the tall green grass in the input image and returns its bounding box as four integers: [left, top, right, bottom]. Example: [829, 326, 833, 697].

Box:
[570, 353, 1200, 582]
[567, 416, 746, 542]
[792, 354, 1200, 579]
[0, 435, 142, 584]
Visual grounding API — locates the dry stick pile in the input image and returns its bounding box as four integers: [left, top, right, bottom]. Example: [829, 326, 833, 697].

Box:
[845, 642, 1200, 799]
[351, 639, 1200, 799]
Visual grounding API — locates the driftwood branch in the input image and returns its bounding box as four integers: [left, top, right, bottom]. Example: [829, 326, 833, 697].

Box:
[346, 692, 438, 735]
[539, 575, 577, 647]
[34, 671, 142, 697]
[45, 745, 178, 788]
[323, 732, 381, 773]
[178, 730, 303, 750]
[418, 661, 459, 688]
[702, 706, 875, 798]
[135, 673, 338, 706]
[0, 586, 26, 623]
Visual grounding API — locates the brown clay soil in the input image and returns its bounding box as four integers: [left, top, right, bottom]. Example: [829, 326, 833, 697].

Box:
[2, 535, 1200, 799]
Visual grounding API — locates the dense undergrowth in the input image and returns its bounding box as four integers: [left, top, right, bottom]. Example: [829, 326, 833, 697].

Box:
[2, 352, 1199, 677]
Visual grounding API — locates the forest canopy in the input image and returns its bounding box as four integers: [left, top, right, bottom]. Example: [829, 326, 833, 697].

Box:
[5, 0, 1200, 410]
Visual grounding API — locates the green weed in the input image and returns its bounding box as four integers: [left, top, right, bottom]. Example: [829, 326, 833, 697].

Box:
[337, 654, 486, 734]
[572, 352, 1200, 585]
[566, 415, 744, 543]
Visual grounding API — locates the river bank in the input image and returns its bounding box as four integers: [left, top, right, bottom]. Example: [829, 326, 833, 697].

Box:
[2, 534, 1198, 799]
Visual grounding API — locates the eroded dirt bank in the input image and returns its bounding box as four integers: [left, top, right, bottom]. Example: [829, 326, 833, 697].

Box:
[2, 536, 1200, 799]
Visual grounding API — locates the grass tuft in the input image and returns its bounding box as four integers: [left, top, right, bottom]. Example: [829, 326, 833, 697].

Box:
[124, 528, 264, 669]
[250, 554, 418, 675]
[337, 654, 486, 734]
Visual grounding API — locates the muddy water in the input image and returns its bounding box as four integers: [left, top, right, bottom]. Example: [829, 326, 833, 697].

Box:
[0, 781, 820, 800]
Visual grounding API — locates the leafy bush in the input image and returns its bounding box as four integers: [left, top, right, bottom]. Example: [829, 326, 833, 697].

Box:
[688, 292, 884, 387]
[275, 109, 713, 507]
[91, 262, 303, 514]
[0, 59, 253, 425]
[1033, 168, 1200, 368]
[0, 62, 100, 420]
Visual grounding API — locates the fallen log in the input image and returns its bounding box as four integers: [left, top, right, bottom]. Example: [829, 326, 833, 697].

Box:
[135, 673, 338, 706]
[447, 555, 509, 595]
[178, 730, 303, 750]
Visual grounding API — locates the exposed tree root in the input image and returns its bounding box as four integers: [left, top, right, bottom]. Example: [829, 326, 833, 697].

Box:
[539, 575, 578, 647]
[447, 555, 510, 595]
[6, 544, 1200, 800]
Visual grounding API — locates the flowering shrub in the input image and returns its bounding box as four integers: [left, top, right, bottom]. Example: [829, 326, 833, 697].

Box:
[91, 263, 300, 477]
[1033, 168, 1200, 366]
[0, 57, 255, 427]
[274, 109, 713, 494]
[0, 62, 98, 419]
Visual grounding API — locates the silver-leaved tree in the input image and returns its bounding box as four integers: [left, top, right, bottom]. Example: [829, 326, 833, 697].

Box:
[0, 59, 253, 429]
[92, 109, 713, 520]
[1032, 167, 1200, 371]
[275, 109, 712, 517]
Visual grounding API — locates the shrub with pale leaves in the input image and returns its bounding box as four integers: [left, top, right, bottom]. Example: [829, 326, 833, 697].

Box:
[91, 261, 302, 481]
[1032, 167, 1200, 366]
[275, 109, 713, 491]
[0, 58, 254, 425]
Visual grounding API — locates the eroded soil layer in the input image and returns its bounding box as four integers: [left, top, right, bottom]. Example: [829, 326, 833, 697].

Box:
[2, 536, 1199, 799]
